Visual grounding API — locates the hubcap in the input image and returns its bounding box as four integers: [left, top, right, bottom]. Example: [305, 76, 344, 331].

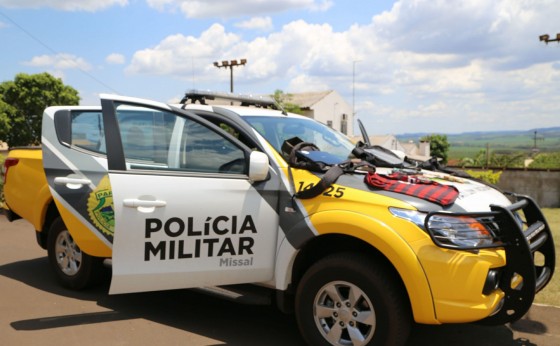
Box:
[313, 281, 376, 346]
[55, 230, 82, 276]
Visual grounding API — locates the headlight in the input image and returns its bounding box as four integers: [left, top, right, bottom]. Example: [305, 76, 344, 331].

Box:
[390, 208, 504, 250]
[389, 208, 427, 230]
[426, 213, 504, 249]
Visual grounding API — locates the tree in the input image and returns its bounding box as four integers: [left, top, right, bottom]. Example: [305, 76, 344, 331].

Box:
[420, 134, 449, 164]
[272, 89, 303, 114]
[461, 149, 526, 168]
[529, 152, 560, 169]
[0, 72, 80, 147]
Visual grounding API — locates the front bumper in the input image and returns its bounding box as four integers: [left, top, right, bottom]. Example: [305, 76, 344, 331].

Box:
[479, 194, 555, 325]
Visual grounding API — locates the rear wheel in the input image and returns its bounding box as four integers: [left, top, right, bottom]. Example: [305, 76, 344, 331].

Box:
[47, 217, 103, 290]
[295, 253, 411, 346]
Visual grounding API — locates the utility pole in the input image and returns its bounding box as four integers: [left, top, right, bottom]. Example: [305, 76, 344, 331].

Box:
[486, 143, 490, 168]
[352, 60, 361, 136]
[532, 130, 545, 153]
[539, 33, 560, 44]
[213, 59, 247, 93]
[352, 60, 361, 118]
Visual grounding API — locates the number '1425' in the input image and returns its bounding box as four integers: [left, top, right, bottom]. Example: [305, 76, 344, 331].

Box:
[297, 182, 345, 198]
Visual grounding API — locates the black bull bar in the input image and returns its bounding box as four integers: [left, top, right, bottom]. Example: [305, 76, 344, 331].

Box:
[481, 194, 555, 325]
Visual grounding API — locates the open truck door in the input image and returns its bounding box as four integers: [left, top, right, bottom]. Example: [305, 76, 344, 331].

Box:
[44, 94, 279, 294]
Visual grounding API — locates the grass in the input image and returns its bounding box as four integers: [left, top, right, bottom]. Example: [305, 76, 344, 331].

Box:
[533, 208, 560, 306]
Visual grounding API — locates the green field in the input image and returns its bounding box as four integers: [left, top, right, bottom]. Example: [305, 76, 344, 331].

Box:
[398, 127, 560, 163]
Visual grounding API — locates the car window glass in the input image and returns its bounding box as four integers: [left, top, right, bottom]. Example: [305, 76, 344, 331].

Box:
[70, 111, 106, 154]
[114, 104, 247, 174]
[244, 116, 354, 160]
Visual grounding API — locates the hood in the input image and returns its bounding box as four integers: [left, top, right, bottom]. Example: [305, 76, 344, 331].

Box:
[417, 169, 511, 212]
[335, 168, 511, 213]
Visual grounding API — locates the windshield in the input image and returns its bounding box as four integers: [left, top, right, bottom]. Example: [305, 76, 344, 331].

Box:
[244, 116, 355, 161]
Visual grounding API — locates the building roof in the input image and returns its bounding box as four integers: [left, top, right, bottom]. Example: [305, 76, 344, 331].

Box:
[369, 135, 395, 147]
[285, 91, 333, 109]
[400, 141, 418, 153]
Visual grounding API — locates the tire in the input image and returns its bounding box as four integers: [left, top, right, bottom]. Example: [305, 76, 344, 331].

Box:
[295, 253, 411, 346]
[47, 217, 103, 290]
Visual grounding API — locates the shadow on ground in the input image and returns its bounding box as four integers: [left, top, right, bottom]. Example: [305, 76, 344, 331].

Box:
[0, 256, 552, 346]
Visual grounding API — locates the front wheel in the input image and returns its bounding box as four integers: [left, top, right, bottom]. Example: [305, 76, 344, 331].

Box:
[47, 217, 104, 290]
[295, 253, 411, 346]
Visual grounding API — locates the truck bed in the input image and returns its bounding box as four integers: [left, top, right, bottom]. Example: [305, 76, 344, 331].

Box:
[2, 147, 50, 231]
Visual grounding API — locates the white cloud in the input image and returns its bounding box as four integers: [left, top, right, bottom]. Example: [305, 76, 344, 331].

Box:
[235, 16, 273, 31]
[373, 0, 560, 70]
[288, 74, 329, 92]
[123, 0, 560, 133]
[106, 53, 126, 64]
[126, 24, 241, 76]
[24, 53, 92, 71]
[146, 0, 331, 18]
[0, 0, 128, 11]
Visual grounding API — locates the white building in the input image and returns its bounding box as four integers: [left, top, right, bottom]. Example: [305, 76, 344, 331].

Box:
[350, 134, 431, 162]
[286, 90, 353, 136]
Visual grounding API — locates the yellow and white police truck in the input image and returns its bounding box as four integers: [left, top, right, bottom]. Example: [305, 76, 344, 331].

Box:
[2, 91, 555, 346]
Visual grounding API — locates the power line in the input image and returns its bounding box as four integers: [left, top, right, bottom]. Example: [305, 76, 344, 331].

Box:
[0, 10, 120, 94]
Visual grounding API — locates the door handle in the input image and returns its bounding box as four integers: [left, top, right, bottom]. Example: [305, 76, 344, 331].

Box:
[54, 176, 92, 189]
[123, 199, 167, 208]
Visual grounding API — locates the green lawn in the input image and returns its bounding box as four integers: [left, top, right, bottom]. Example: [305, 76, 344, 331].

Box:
[533, 208, 560, 306]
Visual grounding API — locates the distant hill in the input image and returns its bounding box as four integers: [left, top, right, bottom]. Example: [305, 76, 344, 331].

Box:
[397, 127, 560, 153]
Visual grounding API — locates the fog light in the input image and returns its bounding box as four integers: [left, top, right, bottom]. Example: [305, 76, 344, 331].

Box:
[483, 269, 501, 295]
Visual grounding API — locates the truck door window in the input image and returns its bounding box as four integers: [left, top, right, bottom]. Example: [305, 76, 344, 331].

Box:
[116, 109, 173, 165]
[114, 105, 247, 175]
[179, 120, 246, 174]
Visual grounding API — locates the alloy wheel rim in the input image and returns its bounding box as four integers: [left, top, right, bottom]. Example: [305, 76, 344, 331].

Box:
[55, 230, 82, 276]
[313, 280, 376, 346]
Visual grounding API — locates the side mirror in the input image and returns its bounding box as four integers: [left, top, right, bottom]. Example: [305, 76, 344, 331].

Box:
[248, 151, 269, 182]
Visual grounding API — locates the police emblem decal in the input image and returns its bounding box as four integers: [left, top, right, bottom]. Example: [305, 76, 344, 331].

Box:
[87, 175, 115, 236]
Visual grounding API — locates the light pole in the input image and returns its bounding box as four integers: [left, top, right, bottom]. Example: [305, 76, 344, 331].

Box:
[539, 33, 560, 44]
[213, 59, 247, 93]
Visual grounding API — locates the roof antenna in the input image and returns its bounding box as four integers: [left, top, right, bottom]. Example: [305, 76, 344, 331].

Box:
[271, 92, 288, 115]
[275, 100, 288, 116]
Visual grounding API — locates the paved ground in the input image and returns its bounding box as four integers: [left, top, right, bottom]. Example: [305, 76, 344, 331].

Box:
[1, 214, 559, 345]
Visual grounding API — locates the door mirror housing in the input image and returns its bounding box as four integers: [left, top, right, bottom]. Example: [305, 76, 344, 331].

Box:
[248, 151, 269, 182]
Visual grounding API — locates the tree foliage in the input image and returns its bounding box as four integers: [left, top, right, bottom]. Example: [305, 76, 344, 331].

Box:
[0, 72, 80, 147]
[272, 89, 303, 115]
[464, 169, 502, 185]
[461, 149, 525, 168]
[420, 134, 449, 164]
[529, 152, 560, 169]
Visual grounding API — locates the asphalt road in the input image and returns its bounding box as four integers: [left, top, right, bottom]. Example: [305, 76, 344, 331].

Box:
[1, 214, 559, 346]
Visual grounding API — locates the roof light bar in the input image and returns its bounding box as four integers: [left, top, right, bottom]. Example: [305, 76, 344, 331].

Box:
[180, 89, 277, 109]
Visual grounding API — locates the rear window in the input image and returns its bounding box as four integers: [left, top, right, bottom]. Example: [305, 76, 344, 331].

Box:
[71, 111, 106, 154]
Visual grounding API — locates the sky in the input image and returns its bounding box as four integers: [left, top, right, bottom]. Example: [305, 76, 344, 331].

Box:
[0, 0, 559, 136]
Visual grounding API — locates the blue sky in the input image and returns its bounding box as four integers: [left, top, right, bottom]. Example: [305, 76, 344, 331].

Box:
[1, 0, 559, 135]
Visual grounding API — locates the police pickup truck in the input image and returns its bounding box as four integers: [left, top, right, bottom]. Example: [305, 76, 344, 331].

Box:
[2, 91, 555, 346]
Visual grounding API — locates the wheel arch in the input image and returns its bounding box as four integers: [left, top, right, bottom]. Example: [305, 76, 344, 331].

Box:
[282, 211, 439, 324]
[36, 199, 60, 249]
